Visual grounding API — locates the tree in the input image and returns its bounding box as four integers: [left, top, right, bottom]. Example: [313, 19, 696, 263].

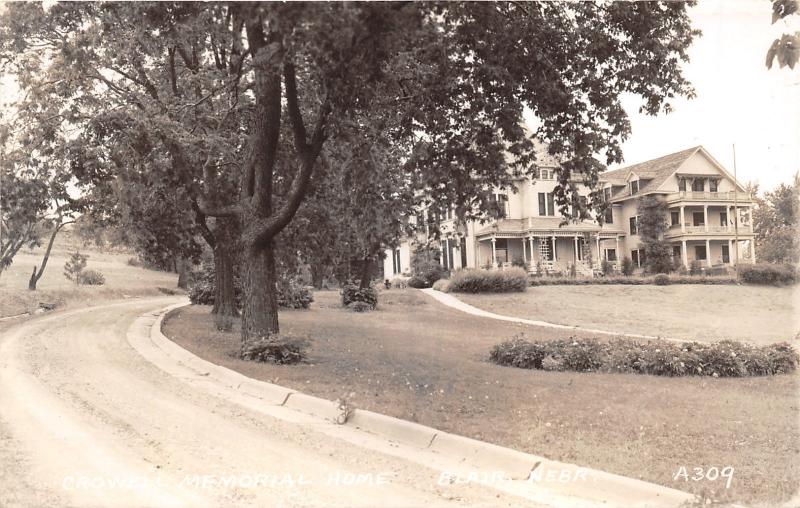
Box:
[1, 2, 699, 349]
[637, 195, 674, 273]
[63, 251, 87, 285]
[0, 170, 48, 275]
[766, 0, 799, 69]
[753, 174, 799, 263]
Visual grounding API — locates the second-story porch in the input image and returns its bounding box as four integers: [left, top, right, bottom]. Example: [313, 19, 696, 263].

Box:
[665, 202, 753, 239]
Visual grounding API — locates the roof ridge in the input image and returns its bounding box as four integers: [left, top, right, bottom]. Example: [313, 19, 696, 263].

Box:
[608, 145, 701, 174]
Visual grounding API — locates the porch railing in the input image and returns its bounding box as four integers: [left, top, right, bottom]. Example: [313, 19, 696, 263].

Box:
[666, 191, 752, 202]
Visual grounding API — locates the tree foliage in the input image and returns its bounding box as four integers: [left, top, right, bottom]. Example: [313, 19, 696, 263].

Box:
[766, 0, 800, 69]
[637, 195, 674, 273]
[753, 174, 799, 264]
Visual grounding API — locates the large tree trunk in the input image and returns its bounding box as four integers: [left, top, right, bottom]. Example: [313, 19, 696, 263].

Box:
[240, 240, 280, 348]
[358, 256, 372, 289]
[211, 219, 239, 331]
[310, 262, 325, 290]
[176, 258, 190, 289]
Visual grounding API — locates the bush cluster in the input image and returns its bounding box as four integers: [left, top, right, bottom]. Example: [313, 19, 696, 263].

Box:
[737, 263, 797, 286]
[348, 301, 373, 312]
[277, 280, 314, 309]
[447, 268, 528, 293]
[80, 269, 106, 285]
[340, 283, 378, 309]
[489, 335, 799, 377]
[432, 278, 451, 292]
[530, 275, 736, 286]
[240, 335, 308, 364]
[407, 276, 430, 288]
[390, 276, 409, 289]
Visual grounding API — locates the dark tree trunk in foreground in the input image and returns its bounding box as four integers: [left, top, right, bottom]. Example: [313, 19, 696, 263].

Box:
[358, 256, 372, 289]
[176, 258, 190, 289]
[310, 263, 325, 290]
[240, 241, 280, 344]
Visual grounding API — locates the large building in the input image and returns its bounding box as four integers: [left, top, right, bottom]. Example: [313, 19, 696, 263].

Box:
[384, 146, 755, 277]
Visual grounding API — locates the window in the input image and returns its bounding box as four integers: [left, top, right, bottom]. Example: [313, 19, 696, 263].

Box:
[720, 212, 728, 227]
[605, 248, 617, 262]
[670, 210, 680, 226]
[572, 196, 587, 218]
[629, 216, 638, 235]
[538, 192, 555, 216]
[672, 245, 681, 258]
[678, 178, 687, 191]
[629, 180, 640, 195]
[392, 248, 402, 275]
[692, 178, 704, 192]
[631, 249, 645, 267]
[709, 179, 719, 192]
[604, 206, 613, 224]
[693, 212, 705, 227]
[721, 244, 730, 264]
[490, 193, 509, 219]
[603, 187, 612, 202]
[695, 245, 707, 261]
[538, 168, 555, 180]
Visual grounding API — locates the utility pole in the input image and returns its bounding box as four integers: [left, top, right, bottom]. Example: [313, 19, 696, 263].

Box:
[732, 144, 739, 264]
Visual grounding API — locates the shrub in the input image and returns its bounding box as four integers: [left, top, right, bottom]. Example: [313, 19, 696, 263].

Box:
[127, 257, 143, 267]
[240, 335, 308, 364]
[277, 280, 314, 309]
[489, 335, 799, 377]
[348, 301, 373, 312]
[187, 262, 243, 307]
[689, 259, 704, 276]
[63, 251, 87, 285]
[340, 283, 378, 308]
[601, 260, 615, 276]
[410, 244, 447, 286]
[447, 267, 528, 293]
[432, 278, 451, 292]
[80, 269, 106, 286]
[621, 256, 634, 276]
[390, 276, 409, 289]
[511, 255, 527, 268]
[407, 276, 430, 288]
[653, 274, 670, 285]
[737, 263, 797, 286]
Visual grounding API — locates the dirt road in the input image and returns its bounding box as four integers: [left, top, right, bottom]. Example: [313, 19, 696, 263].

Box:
[0, 298, 546, 508]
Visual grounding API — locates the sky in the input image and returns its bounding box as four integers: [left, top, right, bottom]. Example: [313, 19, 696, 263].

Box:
[607, 0, 799, 192]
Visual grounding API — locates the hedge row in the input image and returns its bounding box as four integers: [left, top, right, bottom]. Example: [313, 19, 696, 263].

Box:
[447, 268, 528, 293]
[737, 263, 797, 286]
[529, 275, 737, 286]
[489, 335, 799, 377]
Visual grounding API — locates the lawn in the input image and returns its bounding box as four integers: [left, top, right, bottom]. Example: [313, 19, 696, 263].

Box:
[0, 228, 177, 319]
[163, 289, 800, 506]
[456, 284, 799, 344]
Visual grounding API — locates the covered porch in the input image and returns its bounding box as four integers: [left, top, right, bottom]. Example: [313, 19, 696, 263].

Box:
[671, 238, 756, 269]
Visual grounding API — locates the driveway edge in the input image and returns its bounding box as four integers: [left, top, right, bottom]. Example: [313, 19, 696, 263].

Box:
[134, 300, 695, 508]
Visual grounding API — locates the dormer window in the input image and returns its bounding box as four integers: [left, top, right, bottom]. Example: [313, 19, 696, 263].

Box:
[538, 168, 555, 180]
[629, 180, 640, 195]
[709, 179, 719, 192]
[692, 178, 704, 192]
[678, 178, 687, 191]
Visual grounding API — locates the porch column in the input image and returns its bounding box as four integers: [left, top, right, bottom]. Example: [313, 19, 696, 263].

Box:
[573, 235, 579, 263]
[727, 205, 732, 231]
[552, 235, 557, 261]
[680, 205, 685, 233]
[445, 238, 451, 269]
[491, 237, 497, 268]
[615, 236, 620, 262]
[728, 239, 734, 266]
[522, 236, 527, 263]
[595, 235, 601, 267]
[750, 239, 756, 263]
[680, 240, 687, 268]
[703, 205, 709, 232]
[705, 238, 711, 267]
[529, 237, 535, 266]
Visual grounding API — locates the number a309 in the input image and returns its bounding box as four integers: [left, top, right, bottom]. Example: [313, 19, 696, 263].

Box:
[673, 466, 734, 489]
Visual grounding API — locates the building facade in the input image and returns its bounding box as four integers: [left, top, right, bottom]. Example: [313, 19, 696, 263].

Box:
[384, 146, 755, 277]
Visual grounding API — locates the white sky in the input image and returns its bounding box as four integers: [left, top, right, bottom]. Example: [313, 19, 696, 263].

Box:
[609, 0, 799, 192]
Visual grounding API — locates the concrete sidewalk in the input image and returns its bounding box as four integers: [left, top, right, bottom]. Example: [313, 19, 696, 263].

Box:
[420, 288, 685, 342]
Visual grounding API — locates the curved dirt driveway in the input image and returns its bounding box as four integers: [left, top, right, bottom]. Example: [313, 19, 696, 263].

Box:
[0, 298, 544, 508]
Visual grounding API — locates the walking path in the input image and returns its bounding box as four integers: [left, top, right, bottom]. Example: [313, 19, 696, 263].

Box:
[420, 288, 684, 343]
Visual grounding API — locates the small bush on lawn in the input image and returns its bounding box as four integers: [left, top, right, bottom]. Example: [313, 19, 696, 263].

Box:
[240, 335, 308, 364]
[601, 260, 615, 276]
[432, 278, 450, 292]
[489, 335, 799, 377]
[689, 260, 704, 276]
[80, 269, 106, 285]
[511, 256, 527, 268]
[653, 274, 670, 285]
[447, 267, 528, 293]
[340, 283, 378, 308]
[737, 263, 797, 286]
[391, 276, 409, 289]
[621, 256, 634, 276]
[348, 301, 373, 312]
[277, 280, 314, 309]
[529, 275, 736, 286]
[407, 276, 430, 288]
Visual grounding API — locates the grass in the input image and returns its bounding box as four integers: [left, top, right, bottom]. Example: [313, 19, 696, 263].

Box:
[0, 228, 177, 319]
[458, 284, 799, 344]
[163, 289, 799, 505]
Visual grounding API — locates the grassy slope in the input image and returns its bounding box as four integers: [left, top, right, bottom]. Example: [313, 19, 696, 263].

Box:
[457, 284, 799, 344]
[163, 290, 799, 505]
[0, 228, 177, 319]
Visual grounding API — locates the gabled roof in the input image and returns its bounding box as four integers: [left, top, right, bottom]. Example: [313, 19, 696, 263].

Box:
[600, 146, 702, 199]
